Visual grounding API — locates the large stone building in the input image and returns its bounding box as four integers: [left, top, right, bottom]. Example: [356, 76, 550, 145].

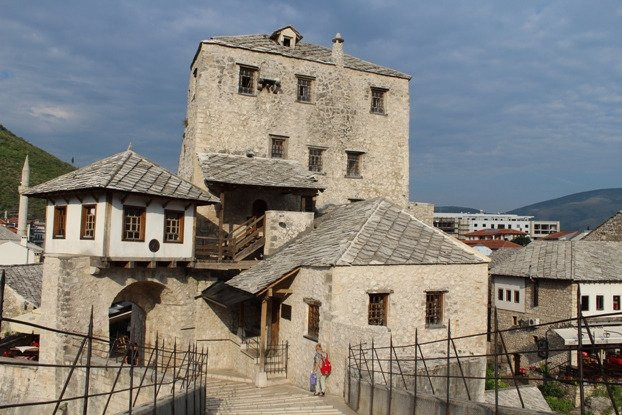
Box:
[178, 25, 412, 235]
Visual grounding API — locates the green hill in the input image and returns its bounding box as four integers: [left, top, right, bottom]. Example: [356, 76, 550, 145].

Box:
[435, 205, 481, 214]
[0, 124, 75, 220]
[508, 188, 622, 231]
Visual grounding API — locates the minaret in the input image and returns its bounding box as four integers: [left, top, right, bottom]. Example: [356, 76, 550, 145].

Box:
[17, 155, 30, 246]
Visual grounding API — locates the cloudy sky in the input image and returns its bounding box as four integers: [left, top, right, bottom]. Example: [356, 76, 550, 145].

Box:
[1, 1, 621, 212]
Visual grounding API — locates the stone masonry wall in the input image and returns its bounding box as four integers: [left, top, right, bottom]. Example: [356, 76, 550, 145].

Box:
[493, 276, 576, 368]
[179, 40, 410, 209]
[584, 211, 622, 241]
[406, 201, 435, 227]
[277, 262, 489, 398]
[264, 210, 314, 255]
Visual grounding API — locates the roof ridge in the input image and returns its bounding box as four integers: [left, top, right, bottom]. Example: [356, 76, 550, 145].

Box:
[103, 150, 133, 188]
[336, 199, 385, 265]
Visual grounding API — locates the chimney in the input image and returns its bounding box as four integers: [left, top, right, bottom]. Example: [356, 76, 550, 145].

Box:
[17, 155, 30, 246]
[332, 32, 344, 68]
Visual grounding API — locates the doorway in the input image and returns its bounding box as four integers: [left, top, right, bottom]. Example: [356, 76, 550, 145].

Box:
[109, 301, 146, 360]
[269, 298, 281, 348]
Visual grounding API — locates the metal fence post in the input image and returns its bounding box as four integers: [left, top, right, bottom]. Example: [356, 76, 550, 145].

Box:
[153, 333, 158, 415]
[577, 286, 585, 415]
[129, 343, 134, 415]
[347, 343, 351, 404]
[494, 307, 499, 415]
[172, 339, 176, 415]
[413, 329, 418, 415]
[0, 270, 5, 336]
[358, 343, 362, 412]
[370, 339, 375, 415]
[388, 335, 393, 415]
[83, 307, 94, 415]
[445, 319, 451, 415]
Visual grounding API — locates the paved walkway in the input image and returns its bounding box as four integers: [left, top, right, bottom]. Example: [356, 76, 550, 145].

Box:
[484, 385, 552, 413]
[205, 376, 356, 415]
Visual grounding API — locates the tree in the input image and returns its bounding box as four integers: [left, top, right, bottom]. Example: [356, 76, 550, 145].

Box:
[512, 235, 531, 246]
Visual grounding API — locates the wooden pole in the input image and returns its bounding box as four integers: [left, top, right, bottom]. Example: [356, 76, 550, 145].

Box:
[577, 285, 585, 415]
[0, 270, 5, 336]
[217, 191, 225, 262]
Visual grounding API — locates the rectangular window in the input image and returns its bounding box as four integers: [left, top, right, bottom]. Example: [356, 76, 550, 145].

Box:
[123, 206, 146, 241]
[596, 295, 604, 311]
[307, 303, 320, 340]
[53, 206, 67, 239]
[308, 148, 324, 172]
[581, 295, 590, 311]
[614, 296, 620, 311]
[80, 205, 96, 239]
[238, 66, 256, 94]
[164, 210, 184, 243]
[498, 288, 504, 301]
[371, 88, 386, 114]
[514, 290, 520, 303]
[506, 289, 511, 302]
[346, 152, 362, 177]
[281, 304, 292, 320]
[270, 136, 286, 158]
[533, 281, 539, 307]
[425, 291, 444, 326]
[297, 76, 312, 102]
[368, 293, 388, 326]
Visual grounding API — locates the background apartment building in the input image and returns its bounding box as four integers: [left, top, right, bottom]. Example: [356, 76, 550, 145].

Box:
[434, 212, 560, 240]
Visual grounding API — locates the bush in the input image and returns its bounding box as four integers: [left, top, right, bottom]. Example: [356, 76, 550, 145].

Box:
[539, 381, 565, 399]
[545, 396, 574, 414]
[485, 364, 509, 390]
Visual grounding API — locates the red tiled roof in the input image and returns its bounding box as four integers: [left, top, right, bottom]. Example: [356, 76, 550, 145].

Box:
[542, 231, 577, 240]
[465, 228, 527, 237]
[463, 240, 523, 250]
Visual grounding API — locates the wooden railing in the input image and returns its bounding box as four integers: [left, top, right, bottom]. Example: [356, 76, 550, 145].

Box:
[195, 215, 265, 262]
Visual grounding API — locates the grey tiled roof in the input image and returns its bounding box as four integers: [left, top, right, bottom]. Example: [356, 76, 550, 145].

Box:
[197, 153, 325, 190]
[202, 34, 411, 80]
[1, 263, 43, 307]
[25, 150, 217, 203]
[490, 241, 622, 282]
[227, 198, 488, 294]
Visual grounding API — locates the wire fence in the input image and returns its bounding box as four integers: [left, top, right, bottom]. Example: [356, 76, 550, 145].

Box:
[0, 270, 208, 414]
[347, 306, 622, 415]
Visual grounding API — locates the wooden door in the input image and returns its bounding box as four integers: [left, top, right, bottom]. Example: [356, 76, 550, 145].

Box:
[270, 299, 280, 348]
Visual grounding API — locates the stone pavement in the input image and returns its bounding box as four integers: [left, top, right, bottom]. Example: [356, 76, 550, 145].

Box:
[205, 374, 357, 415]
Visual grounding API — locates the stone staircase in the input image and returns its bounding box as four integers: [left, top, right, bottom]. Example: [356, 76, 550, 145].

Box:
[205, 377, 352, 415]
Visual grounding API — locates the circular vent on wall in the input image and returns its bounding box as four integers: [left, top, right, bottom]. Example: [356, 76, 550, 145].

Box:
[149, 239, 160, 253]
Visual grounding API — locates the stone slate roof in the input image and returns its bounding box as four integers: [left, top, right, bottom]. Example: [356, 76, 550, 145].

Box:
[584, 210, 622, 242]
[197, 152, 325, 191]
[1, 263, 43, 307]
[227, 198, 488, 294]
[25, 150, 217, 203]
[202, 34, 411, 80]
[490, 241, 622, 282]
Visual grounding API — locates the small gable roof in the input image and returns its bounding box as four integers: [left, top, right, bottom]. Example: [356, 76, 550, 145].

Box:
[270, 25, 303, 42]
[2, 263, 43, 307]
[25, 150, 217, 203]
[197, 152, 325, 191]
[490, 241, 622, 282]
[226, 198, 488, 294]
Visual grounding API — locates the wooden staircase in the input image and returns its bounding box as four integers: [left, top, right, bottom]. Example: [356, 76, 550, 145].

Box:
[196, 215, 266, 262]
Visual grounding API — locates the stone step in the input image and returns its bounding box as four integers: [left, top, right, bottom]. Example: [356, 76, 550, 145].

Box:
[207, 398, 328, 409]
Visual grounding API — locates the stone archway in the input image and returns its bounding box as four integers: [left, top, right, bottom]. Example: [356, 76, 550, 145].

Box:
[108, 281, 166, 357]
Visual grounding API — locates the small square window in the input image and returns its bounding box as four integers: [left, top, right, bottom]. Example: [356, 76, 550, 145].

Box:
[271, 136, 287, 158]
[297, 77, 312, 102]
[282, 36, 292, 47]
[281, 304, 292, 320]
[53, 206, 67, 239]
[164, 210, 184, 243]
[371, 88, 386, 114]
[581, 295, 590, 311]
[425, 291, 444, 326]
[368, 293, 388, 326]
[613, 296, 620, 311]
[123, 206, 146, 242]
[346, 152, 362, 177]
[80, 205, 96, 240]
[308, 148, 323, 172]
[238, 66, 256, 94]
